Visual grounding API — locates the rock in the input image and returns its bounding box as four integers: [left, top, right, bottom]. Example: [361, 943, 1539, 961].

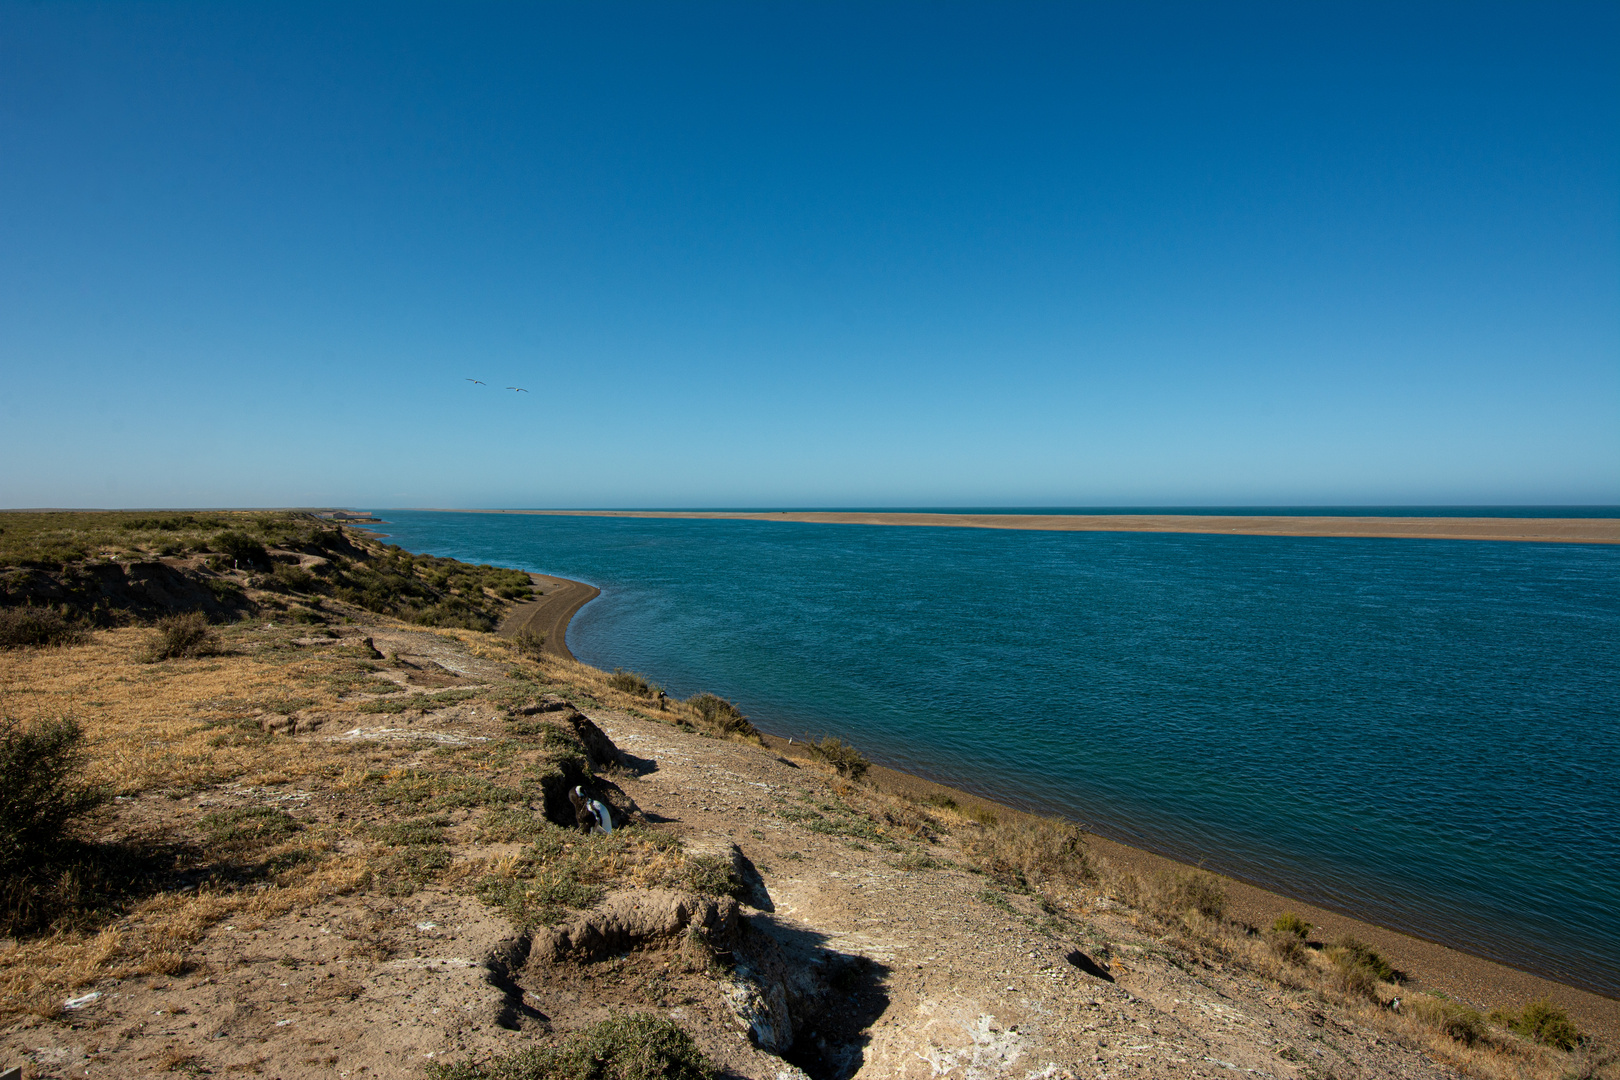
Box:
[722, 964, 793, 1052]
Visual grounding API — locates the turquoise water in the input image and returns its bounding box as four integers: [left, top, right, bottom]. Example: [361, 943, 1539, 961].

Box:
[373, 510, 1620, 996]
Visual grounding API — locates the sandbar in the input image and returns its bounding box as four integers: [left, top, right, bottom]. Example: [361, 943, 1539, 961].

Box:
[437, 509, 1620, 544]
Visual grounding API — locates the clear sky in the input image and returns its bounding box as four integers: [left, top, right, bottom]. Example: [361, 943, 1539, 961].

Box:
[2, 2, 1616, 509]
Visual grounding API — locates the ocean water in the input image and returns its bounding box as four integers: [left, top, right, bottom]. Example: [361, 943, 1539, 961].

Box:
[372, 510, 1620, 996]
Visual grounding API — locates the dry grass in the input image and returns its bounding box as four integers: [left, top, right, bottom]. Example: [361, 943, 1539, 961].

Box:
[1088, 863, 1615, 1080]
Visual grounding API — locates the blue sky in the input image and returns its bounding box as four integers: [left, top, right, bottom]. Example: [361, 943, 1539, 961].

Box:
[1, 1, 1615, 509]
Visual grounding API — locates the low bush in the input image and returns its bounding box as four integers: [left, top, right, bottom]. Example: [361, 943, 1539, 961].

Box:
[682, 853, 745, 898]
[427, 1013, 715, 1080]
[1408, 996, 1489, 1045]
[210, 530, 271, 568]
[0, 606, 89, 649]
[807, 736, 869, 780]
[1490, 999, 1583, 1050]
[1266, 930, 1310, 964]
[1273, 912, 1311, 939]
[607, 669, 657, 697]
[144, 612, 220, 661]
[0, 715, 117, 934]
[966, 816, 1093, 889]
[0, 717, 106, 880]
[686, 693, 758, 738]
[1327, 935, 1396, 981]
[512, 629, 546, 659]
[1147, 869, 1228, 921]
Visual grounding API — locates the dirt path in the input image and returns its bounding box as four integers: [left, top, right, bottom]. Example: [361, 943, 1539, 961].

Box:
[497, 573, 600, 660]
[441, 509, 1620, 544]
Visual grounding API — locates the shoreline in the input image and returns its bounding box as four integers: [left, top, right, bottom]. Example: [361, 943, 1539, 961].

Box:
[467, 563, 1617, 1030]
[755, 736, 1620, 1039]
[421, 508, 1620, 544]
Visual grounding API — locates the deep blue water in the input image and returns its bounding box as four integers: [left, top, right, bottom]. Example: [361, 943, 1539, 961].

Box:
[372, 510, 1620, 997]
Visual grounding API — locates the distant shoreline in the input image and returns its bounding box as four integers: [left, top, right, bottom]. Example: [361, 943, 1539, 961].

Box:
[423, 508, 1620, 544]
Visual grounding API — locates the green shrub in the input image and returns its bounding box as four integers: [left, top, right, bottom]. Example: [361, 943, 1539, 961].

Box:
[144, 612, 220, 661]
[211, 530, 271, 568]
[1490, 999, 1583, 1050]
[427, 1013, 715, 1080]
[0, 717, 106, 880]
[0, 606, 89, 649]
[1273, 912, 1311, 939]
[686, 693, 758, 738]
[807, 736, 869, 780]
[270, 564, 316, 592]
[1266, 930, 1310, 965]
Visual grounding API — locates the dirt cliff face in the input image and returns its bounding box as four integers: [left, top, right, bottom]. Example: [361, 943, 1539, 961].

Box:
[6, 613, 1597, 1080]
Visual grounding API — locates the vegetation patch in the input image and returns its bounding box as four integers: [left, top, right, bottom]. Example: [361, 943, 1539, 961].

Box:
[200, 807, 302, 851]
[512, 629, 546, 659]
[143, 612, 222, 661]
[607, 669, 659, 697]
[0, 606, 90, 649]
[1490, 999, 1584, 1050]
[964, 815, 1093, 891]
[426, 1013, 714, 1080]
[1407, 995, 1490, 1045]
[470, 823, 694, 927]
[684, 692, 758, 739]
[806, 736, 869, 780]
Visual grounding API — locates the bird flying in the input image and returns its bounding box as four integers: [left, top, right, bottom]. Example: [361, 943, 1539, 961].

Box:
[506, 387, 529, 392]
[465, 378, 485, 384]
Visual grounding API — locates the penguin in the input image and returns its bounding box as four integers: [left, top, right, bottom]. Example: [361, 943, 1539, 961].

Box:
[568, 785, 614, 835]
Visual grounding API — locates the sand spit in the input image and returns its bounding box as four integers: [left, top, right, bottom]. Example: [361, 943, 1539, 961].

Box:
[497, 572, 600, 661]
[439, 509, 1620, 544]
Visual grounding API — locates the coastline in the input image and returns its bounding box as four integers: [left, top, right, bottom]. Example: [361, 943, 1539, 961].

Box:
[428, 508, 1620, 544]
[756, 737, 1620, 1039]
[442, 559, 1617, 1031]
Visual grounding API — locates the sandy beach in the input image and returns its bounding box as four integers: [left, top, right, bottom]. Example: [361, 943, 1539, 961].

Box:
[496, 571, 1618, 1034]
[441, 508, 1620, 544]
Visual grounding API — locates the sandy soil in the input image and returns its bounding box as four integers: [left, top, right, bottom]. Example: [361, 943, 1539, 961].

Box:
[444, 509, 1620, 544]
